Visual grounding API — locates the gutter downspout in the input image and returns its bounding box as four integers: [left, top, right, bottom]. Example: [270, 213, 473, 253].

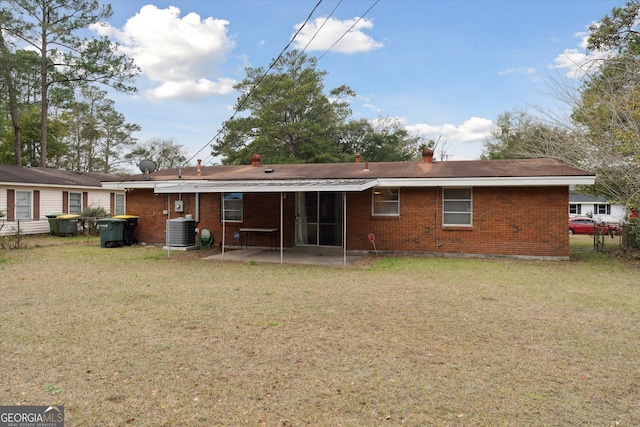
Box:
[280, 192, 284, 265]
[195, 192, 200, 223]
[166, 195, 171, 259]
[343, 192, 347, 267]
[435, 187, 440, 251]
[221, 195, 226, 262]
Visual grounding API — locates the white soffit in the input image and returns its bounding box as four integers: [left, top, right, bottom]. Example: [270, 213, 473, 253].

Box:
[376, 175, 596, 187]
[153, 179, 379, 193]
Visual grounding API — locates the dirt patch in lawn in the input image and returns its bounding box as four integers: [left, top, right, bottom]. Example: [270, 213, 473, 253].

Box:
[1, 241, 639, 426]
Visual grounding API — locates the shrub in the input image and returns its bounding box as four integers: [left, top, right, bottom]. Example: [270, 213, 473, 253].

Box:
[81, 206, 110, 236]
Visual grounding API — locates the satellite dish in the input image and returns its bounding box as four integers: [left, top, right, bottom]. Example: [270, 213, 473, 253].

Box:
[139, 159, 157, 174]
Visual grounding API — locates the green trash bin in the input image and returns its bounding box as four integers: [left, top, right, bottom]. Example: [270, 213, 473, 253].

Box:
[46, 214, 63, 236]
[57, 214, 80, 236]
[114, 215, 139, 245]
[97, 218, 126, 248]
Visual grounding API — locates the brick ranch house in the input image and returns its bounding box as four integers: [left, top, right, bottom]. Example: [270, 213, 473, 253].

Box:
[101, 152, 595, 260]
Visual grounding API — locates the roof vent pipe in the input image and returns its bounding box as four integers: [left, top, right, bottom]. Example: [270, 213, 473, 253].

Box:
[251, 153, 261, 167]
[422, 149, 434, 164]
[196, 159, 202, 176]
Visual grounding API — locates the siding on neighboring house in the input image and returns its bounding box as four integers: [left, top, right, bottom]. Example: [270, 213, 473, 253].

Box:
[0, 186, 123, 236]
[569, 194, 627, 223]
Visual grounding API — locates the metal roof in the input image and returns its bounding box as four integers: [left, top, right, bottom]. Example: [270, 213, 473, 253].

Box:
[155, 179, 378, 193]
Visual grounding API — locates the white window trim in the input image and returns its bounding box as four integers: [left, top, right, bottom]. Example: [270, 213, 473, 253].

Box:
[15, 190, 32, 220]
[372, 188, 400, 216]
[69, 192, 82, 214]
[114, 193, 126, 216]
[442, 187, 473, 227]
[221, 192, 243, 223]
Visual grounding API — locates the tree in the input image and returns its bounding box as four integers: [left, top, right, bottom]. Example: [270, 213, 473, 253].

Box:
[57, 85, 139, 173]
[587, 0, 640, 55]
[212, 50, 354, 164]
[482, 2, 640, 222]
[0, 19, 21, 165]
[2, 0, 139, 167]
[336, 117, 420, 162]
[570, 58, 640, 211]
[125, 138, 188, 171]
[480, 111, 574, 161]
[94, 100, 140, 173]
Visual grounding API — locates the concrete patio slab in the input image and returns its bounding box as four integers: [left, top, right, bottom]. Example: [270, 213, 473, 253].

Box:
[202, 246, 368, 266]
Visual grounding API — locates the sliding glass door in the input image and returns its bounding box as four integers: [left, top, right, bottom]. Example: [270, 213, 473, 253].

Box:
[295, 192, 342, 247]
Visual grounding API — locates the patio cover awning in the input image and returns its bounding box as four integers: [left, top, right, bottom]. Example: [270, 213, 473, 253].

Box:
[155, 179, 377, 266]
[154, 178, 379, 193]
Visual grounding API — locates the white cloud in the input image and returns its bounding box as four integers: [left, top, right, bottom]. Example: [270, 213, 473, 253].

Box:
[362, 103, 382, 113]
[549, 27, 612, 79]
[405, 117, 495, 160]
[292, 17, 383, 54]
[498, 66, 540, 82]
[407, 117, 494, 142]
[91, 5, 236, 100]
[146, 77, 236, 100]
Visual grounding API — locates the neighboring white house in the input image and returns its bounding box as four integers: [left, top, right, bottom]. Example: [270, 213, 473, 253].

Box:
[569, 193, 627, 224]
[0, 165, 126, 236]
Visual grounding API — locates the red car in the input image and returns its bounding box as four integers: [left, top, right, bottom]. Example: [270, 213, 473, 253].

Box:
[568, 217, 621, 236]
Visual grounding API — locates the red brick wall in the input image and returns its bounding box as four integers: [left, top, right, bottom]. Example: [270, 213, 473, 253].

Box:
[125, 186, 569, 258]
[125, 190, 295, 248]
[346, 186, 569, 258]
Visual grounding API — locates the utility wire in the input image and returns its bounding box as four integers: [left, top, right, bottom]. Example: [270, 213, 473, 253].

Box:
[317, 0, 381, 62]
[186, 0, 324, 165]
[187, 0, 381, 166]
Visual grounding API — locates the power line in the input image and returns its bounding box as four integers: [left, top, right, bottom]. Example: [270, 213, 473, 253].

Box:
[187, 0, 381, 166]
[317, 0, 381, 62]
[186, 1, 324, 165]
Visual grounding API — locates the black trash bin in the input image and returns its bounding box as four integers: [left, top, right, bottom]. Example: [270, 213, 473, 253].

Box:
[57, 214, 80, 236]
[114, 215, 139, 245]
[46, 214, 63, 236]
[97, 218, 126, 248]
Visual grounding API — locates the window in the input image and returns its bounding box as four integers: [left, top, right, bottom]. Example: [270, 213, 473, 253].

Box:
[114, 193, 125, 216]
[569, 204, 581, 215]
[443, 188, 472, 226]
[222, 193, 243, 222]
[372, 188, 399, 216]
[15, 191, 32, 219]
[594, 204, 611, 215]
[69, 192, 82, 214]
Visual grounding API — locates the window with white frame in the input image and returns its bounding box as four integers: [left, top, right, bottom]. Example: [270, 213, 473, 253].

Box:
[222, 193, 243, 222]
[114, 193, 125, 215]
[372, 188, 399, 216]
[15, 191, 32, 219]
[569, 204, 581, 215]
[443, 188, 472, 226]
[69, 192, 82, 214]
[594, 204, 611, 215]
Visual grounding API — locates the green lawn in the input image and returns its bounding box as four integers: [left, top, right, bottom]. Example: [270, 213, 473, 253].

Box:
[1, 236, 638, 426]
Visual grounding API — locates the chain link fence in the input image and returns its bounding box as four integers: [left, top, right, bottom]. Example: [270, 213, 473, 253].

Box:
[0, 218, 102, 249]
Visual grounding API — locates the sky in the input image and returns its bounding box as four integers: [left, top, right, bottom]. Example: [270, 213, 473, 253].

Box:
[89, 0, 623, 167]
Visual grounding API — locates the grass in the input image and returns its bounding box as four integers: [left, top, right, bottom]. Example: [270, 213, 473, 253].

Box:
[0, 235, 639, 426]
